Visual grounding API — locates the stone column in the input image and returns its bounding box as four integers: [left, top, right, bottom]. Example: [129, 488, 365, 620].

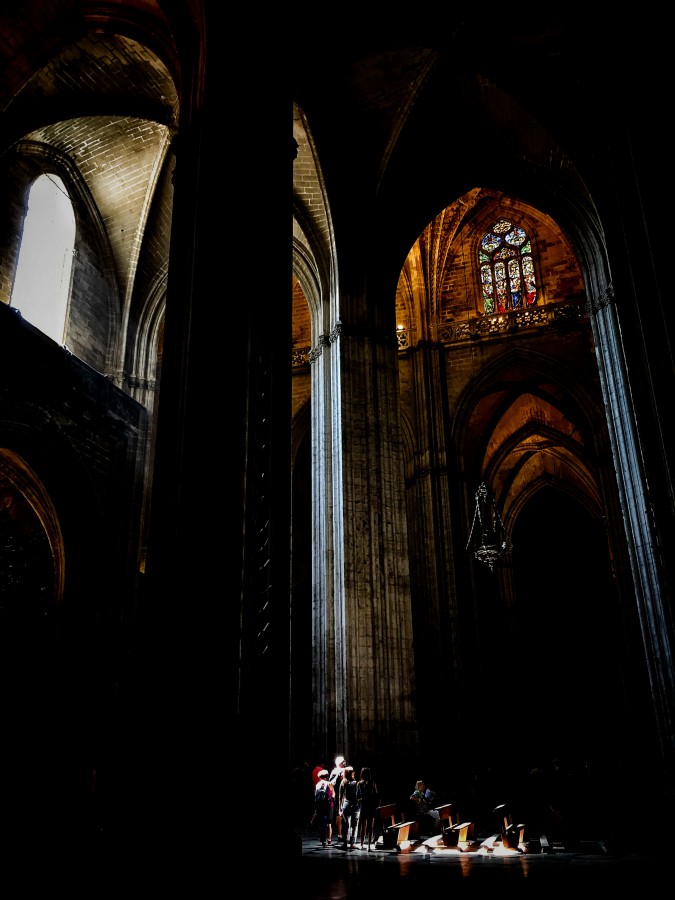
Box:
[404, 340, 467, 756]
[139, 24, 294, 846]
[589, 284, 675, 761]
[335, 316, 419, 770]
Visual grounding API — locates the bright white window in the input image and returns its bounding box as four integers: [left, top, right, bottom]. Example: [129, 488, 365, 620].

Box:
[11, 173, 75, 344]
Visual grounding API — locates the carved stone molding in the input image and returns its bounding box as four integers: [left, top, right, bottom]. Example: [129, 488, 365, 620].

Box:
[327, 322, 342, 344]
[309, 322, 342, 363]
[127, 375, 159, 392]
[586, 283, 614, 316]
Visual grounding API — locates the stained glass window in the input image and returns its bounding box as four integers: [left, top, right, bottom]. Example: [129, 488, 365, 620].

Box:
[479, 218, 537, 314]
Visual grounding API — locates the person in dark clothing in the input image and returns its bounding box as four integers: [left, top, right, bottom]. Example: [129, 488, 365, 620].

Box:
[356, 766, 379, 850]
[410, 779, 440, 835]
[339, 765, 359, 849]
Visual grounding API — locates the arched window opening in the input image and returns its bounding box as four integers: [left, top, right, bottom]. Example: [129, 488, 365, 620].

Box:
[479, 218, 537, 314]
[11, 173, 76, 344]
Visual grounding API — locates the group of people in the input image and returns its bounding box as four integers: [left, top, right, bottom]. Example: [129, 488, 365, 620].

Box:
[309, 754, 446, 850]
[313, 755, 380, 850]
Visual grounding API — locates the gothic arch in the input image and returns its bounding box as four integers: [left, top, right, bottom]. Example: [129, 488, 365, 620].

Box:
[0, 447, 64, 606]
[12, 140, 121, 370]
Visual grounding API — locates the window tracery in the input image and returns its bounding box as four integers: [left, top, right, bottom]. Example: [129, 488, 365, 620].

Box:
[479, 218, 537, 314]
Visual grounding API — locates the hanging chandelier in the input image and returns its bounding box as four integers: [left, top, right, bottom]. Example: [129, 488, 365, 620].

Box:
[466, 481, 511, 571]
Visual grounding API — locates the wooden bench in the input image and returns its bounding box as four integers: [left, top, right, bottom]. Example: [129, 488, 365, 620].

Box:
[435, 802, 477, 851]
[377, 802, 419, 851]
[493, 803, 526, 851]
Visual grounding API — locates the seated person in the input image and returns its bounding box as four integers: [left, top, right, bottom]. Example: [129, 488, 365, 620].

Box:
[409, 780, 441, 834]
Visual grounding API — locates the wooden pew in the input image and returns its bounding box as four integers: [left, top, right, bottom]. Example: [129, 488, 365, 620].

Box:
[377, 802, 419, 851]
[493, 803, 526, 851]
[435, 802, 477, 851]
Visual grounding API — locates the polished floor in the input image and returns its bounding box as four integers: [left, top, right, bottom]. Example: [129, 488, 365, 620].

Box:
[11, 819, 665, 893]
[289, 828, 667, 897]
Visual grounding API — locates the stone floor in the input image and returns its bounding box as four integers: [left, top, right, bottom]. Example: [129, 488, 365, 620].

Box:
[289, 828, 667, 897]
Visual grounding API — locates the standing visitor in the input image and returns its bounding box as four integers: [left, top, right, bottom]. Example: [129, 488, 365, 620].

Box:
[339, 765, 359, 849]
[356, 766, 380, 850]
[314, 769, 335, 847]
[329, 755, 347, 841]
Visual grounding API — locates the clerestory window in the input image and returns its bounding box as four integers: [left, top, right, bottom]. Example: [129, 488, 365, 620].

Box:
[479, 218, 537, 314]
[10, 173, 75, 344]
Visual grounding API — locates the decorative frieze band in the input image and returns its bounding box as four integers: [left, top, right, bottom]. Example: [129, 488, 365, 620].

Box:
[295, 296, 591, 367]
[127, 375, 159, 391]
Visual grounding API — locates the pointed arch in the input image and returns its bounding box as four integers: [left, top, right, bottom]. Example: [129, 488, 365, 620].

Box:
[11, 173, 75, 344]
[0, 448, 65, 605]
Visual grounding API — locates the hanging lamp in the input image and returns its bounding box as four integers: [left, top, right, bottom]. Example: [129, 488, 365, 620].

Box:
[466, 481, 510, 571]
